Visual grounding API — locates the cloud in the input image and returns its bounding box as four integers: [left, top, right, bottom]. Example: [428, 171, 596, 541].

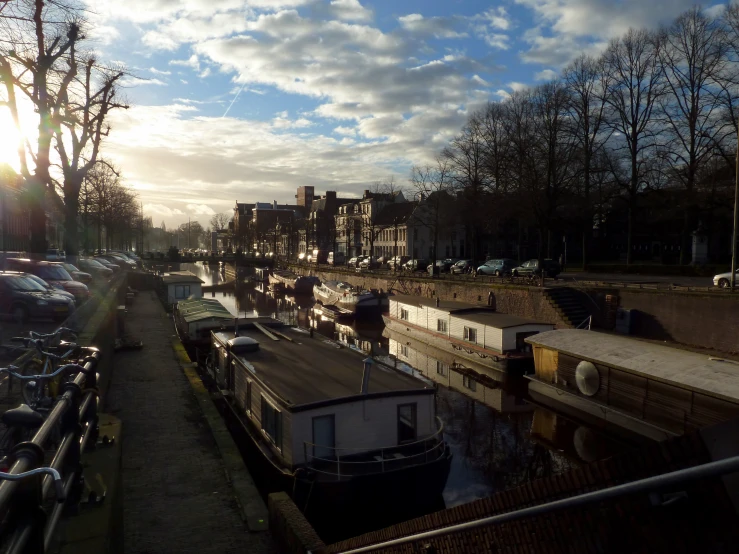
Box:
[186, 203, 217, 215]
[535, 68, 558, 81]
[149, 67, 172, 75]
[329, 0, 372, 22]
[145, 204, 186, 217]
[169, 55, 201, 71]
[507, 81, 528, 92]
[398, 14, 467, 39]
[121, 77, 168, 87]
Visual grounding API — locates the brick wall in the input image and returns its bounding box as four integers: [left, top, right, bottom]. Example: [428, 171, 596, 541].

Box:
[268, 492, 326, 554]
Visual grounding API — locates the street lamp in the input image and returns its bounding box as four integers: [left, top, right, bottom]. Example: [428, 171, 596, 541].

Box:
[732, 123, 739, 291]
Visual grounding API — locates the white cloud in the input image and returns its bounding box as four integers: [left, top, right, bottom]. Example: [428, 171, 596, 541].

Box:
[170, 55, 201, 71]
[145, 204, 186, 217]
[329, 0, 372, 22]
[334, 126, 356, 136]
[121, 77, 169, 87]
[398, 14, 467, 39]
[187, 203, 217, 215]
[508, 81, 528, 92]
[535, 68, 558, 81]
[149, 67, 172, 76]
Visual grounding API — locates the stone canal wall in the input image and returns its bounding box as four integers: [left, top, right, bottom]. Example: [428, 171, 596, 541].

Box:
[291, 264, 739, 354]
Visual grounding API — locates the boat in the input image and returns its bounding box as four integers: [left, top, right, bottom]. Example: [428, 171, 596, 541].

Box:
[383, 295, 555, 378]
[254, 267, 270, 282]
[268, 269, 320, 293]
[525, 329, 739, 441]
[173, 297, 274, 350]
[207, 322, 452, 517]
[313, 280, 389, 317]
[311, 304, 355, 323]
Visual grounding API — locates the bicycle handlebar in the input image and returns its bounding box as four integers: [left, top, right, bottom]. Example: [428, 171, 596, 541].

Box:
[0, 468, 65, 502]
[0, 363, 87, 382]
[29, 327, 77, 341]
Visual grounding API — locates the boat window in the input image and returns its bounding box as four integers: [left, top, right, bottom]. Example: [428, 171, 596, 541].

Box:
[175, 285, 191, 299]
[464, 326, 477, 343]
[260, 396, 282, 449]
[463, 374, 477, 392]
[397, 403, 417, 444]
[436, 319, 447, 333]
[400, 308, 409, 321]
[436, 360, 447, 376]
[400, 345, 409, 357]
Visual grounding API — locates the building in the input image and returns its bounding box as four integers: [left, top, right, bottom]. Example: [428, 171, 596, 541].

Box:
[161, 271, 204, 305]
[296, 186, 314, 209]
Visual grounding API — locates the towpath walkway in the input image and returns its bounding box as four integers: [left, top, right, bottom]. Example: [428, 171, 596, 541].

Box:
[106, 292, 276, 554]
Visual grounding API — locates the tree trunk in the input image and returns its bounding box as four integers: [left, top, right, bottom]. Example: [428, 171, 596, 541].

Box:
[28, 176, 47, 259]
[626, 204, 634, 265]
[63, 178, 82, 264]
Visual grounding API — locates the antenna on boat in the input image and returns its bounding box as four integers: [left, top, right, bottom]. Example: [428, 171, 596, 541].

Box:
[360, 358, 373, 394]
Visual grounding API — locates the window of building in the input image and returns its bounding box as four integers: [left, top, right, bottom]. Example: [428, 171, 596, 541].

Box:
[436, 360, 447, 376]
[464, 326, 477, 343]
[437, 319, 447, 333]
[400, 308, 409, 321]
[400, 344, 408, 357]
[174, 285, 191, 299]
[397, 403, 417, 443]
[261, 396, 282, 449]
[463, 375, 477, 392]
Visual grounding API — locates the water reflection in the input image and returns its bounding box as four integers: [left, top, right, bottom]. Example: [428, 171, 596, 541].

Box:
[182, 262, 644, 514]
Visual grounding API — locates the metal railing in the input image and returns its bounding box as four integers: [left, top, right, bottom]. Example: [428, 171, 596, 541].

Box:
[302, 418, 446, 480]
[0, 350, 100, 554]
[332, 453, 739, 554]
[575, 315, 592, 330]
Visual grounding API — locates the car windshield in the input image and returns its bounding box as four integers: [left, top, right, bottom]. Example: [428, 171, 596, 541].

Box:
[25, 274, 51, 289]
[36, 265, 72, 281]
[95, 258, 112, 266]
[7, 275, 47, 292]
[63, 264, 80, 272]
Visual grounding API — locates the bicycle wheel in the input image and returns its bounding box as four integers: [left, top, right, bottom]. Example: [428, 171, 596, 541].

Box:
[19, 358, 50, 409]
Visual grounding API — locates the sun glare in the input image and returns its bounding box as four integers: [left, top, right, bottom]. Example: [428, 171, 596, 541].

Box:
[0, 109, 22, 173]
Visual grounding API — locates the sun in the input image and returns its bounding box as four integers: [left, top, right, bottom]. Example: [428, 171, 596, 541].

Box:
[0, 107, 24, 173]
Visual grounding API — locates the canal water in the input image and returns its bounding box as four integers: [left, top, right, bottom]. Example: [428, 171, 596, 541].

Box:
[182, 263, 648, 541]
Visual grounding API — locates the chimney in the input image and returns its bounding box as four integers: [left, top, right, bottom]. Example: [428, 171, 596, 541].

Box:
[273, 200, 277, 209]
[360, 357, 373, 394]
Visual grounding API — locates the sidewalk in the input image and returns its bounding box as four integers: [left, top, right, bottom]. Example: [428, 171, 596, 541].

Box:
[106, 292, 276, 554]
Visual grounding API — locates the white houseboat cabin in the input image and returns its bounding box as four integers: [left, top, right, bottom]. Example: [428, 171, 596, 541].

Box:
[384, 295, 554, 376]
[161, 271, 204, 305]
[209, 322, 452, 508]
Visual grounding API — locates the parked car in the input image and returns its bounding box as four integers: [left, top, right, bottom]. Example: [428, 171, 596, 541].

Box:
[0, 271, 73, 323]
[512, 259, 561, 279]
[6, 259, 90, 305]
[328, 252, 345, 266]
[24, 274, 77, 306]
[347, 256, 367, 268]
[477, 258, 518, 276]
[97, 254, 134, 270]
[403, 259, 430, 272]
[92, 257, 121, 272]
[60, 263, 93, 284]
[426, 259, 459, 274]
[78, 258, 114, 280]
[359, 256, 379, 269]
[46, 248, 66, 262]
[450, 259, 475, 274]
[107, 253, 137, 268]
[713, 269, 739, 288]
[387, 255, 410, 270]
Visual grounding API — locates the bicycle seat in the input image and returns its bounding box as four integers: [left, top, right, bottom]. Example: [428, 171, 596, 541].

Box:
[2, 405, 44, 428]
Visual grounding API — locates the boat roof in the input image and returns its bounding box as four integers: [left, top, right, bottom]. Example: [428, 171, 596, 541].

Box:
[162, 270, 204, 284]
[526, 330, 739, 403]
[212, 328, 431, 409]
[391, 294, 551, 328]
[177, 298, 233, 322]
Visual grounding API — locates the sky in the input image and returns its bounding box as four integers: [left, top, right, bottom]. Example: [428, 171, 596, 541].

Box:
[10, 0, 721, 228]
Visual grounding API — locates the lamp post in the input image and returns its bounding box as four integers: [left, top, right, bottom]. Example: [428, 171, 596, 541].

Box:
[732, 123, 739, 291]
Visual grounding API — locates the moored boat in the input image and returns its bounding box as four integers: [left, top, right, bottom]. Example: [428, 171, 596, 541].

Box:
[269, 269, 320, 293]
[313, 280, 389, 317]
[207, 322, 452, 516]
[383, 295, 555, 378]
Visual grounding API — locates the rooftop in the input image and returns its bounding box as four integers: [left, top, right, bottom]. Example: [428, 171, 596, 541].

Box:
[162, 271, 204, 284]
[177, 298, 233, 323]
[213, 328, 431, 409]
[526, 329, 739, 404]
[390, 295, 551, 328]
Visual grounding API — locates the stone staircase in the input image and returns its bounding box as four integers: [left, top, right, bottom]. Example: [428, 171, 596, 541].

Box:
[544, 287, 591, 328]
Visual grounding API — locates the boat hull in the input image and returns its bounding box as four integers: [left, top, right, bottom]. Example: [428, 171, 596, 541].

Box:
[313, 283, 388, 317]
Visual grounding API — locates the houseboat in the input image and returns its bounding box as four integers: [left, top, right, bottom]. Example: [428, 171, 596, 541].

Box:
[207, 322, 452, 514]
[173, 297, 275, 349]
[269, 269, 320, 294]
[254, 267, 270, 282]
[311, 304, 355, 324]
[160, 271, 204, 305]
[525, 330, 739, 441]
[383, 295, 555, 378]
[313, 280, 389, 317]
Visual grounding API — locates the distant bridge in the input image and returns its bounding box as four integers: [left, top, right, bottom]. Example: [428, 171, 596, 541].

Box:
[141, 253, 275, 267]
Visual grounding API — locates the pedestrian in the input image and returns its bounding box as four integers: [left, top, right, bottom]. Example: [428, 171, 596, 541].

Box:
[559, 253, 566, 273]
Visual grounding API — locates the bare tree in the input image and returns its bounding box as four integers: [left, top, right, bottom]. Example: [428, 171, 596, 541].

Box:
[658, 7, 731, 264]
[210, 212, 230, 231]
[563, 55, 613, 268]
[410, 158, 454, 266]
[603, 28, 666, 264]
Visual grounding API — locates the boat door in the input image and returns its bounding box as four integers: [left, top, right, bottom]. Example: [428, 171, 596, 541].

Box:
[312, 414, 336, 460]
